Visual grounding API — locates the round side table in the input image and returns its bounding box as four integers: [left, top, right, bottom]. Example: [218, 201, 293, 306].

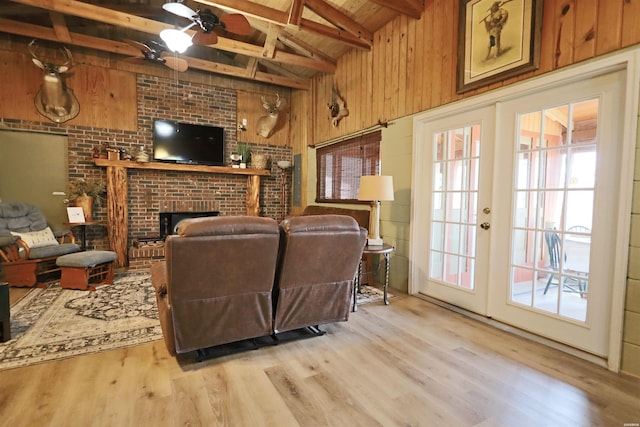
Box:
[353, 243, 394, 312]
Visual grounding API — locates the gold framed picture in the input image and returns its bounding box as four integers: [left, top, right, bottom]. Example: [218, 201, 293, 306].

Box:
[457, 0, 543, 93]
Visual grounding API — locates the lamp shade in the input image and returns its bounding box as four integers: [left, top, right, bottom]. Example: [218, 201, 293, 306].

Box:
[358, 175, 394, 201]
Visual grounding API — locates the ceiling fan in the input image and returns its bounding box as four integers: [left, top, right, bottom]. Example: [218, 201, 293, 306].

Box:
[123, 39, 189, 72]
[162, 1, 252, 46]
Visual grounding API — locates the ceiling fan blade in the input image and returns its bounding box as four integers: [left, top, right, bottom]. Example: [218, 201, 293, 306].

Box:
[162, 2, 197, 19]
[162, 56, 189, 72]
[192, 31, 218, 45]
[124, 39, 151, 54]
[220, 14, 252, 35]
[149, 40, 168, 51]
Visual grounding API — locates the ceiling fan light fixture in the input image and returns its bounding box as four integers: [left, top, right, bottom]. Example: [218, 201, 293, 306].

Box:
[160, 28, 192, 53]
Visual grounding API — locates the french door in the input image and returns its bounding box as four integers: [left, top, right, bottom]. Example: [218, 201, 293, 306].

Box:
[412, 106, 495, 315]
[489, 70, 625, 356]
[412, 68, 626, 358]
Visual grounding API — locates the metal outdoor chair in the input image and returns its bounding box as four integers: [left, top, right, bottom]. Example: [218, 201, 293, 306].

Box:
[543, 230, 588, 297]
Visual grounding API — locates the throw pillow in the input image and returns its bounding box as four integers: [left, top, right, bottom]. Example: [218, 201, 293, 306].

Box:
[10, 227, 59, 248]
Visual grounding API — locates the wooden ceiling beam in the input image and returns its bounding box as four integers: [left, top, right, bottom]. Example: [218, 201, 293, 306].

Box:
[276, 29, 336, 64]
[303, 0, 373, 43]
[288, 0, 306, 27]
[245, 57, 258, 78]
[261, 23, 279, 59]
[369, 0, 423, 19]
[185, 55, 309, 89]
[296, 18, 369, 50]
[194, 0, 371, 50]
[258, 59, 304, 80]
[0, 17, 310, 90]
[195, 0, 285, 25]
[48, 12, 71, 43]
[251, 19, 336, 64]
[8, 0, 334, 73]
[0, 18, 149, 59]
[254, 70, 309, 89]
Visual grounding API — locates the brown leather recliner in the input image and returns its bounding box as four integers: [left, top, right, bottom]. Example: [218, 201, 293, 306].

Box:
[151, 216, 280, 356]
[273, 214, 367, 333]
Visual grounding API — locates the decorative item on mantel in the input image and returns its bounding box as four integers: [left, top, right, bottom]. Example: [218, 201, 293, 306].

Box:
[230, 153, 241, 168]
[93, 142, 109, 159]
[119, 148, 133, 160]
[107, 146, 120, 161]
[236, 142, 251, 168]
[251, 153, 269, 169]
[67, 178, 106, 222]
[135, 145, 150, 162]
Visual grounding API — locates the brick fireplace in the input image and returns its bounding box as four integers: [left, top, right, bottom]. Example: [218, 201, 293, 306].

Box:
[1, 73, 293, 269]
[129, 200, 220, 269]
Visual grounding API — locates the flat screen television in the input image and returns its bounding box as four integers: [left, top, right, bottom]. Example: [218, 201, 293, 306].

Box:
[152, 119, 225, 166]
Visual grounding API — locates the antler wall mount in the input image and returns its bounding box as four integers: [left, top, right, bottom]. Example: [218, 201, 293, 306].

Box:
[29, 39, 80, 123]
[328, 87, 348, 127]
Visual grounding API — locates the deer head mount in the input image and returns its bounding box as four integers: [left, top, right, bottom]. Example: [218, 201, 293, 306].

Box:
[328, 87, 348, 127]
[256, 94, 284, 138]
[29, 39, 80, 123]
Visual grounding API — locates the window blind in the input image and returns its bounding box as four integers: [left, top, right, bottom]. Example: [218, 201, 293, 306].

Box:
[316, 131, 381, 203]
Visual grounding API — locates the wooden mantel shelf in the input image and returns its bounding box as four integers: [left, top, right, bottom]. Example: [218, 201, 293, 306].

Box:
[94, 159, 270, 176]
[94, 158, 268, 268]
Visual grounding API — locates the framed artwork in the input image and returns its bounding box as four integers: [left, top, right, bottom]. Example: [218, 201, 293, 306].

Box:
[457, 0, 543, 93]
[66, 207, 86, 223]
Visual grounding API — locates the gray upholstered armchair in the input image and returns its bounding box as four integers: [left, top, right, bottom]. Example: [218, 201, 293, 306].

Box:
[273, 214, 367, 334]
[0, 202, 81, 287]
[151, 215, 281, 356]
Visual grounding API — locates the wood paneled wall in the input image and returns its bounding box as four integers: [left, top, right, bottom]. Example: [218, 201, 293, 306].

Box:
[0, 50, 137, 130]
[236, 90, 291, 147]
[307, 0, 640, 145]
[293, 0, 640, 377]
[0, 38, 291, 151]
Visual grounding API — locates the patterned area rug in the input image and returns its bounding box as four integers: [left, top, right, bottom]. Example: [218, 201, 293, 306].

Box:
[0, 272, 162, 371]
[0, 273, 392, 371]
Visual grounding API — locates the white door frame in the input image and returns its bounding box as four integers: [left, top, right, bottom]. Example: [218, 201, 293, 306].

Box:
[410, 48, 640, 371]
[411, 106, 495, 315]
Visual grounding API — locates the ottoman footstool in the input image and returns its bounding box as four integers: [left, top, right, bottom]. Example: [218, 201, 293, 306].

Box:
[56, 251, 118, 291]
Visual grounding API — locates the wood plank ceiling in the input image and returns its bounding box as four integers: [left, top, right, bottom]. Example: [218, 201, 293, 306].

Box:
[0, 0, 423, 89]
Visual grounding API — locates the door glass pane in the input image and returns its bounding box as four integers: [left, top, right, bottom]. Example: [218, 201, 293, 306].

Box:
[429, 125, 481, 290]
[446, 192, 462, 222]
[510, 100, 598, 323]
[512, 266, 533, 306]
[520, 111, 543, 148]
[433, 192, 444, 220]
[543, 148, 568, 190]
[516, 150, 540, 190]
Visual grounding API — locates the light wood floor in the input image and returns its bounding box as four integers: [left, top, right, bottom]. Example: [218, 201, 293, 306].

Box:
[1, 292, 639, 426]
[8, 286, 29, 305]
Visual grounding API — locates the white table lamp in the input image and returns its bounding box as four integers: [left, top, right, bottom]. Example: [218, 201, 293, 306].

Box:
[358, 175, 394, 246]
